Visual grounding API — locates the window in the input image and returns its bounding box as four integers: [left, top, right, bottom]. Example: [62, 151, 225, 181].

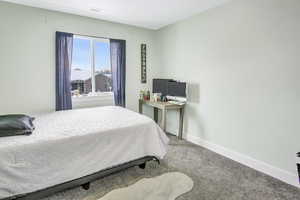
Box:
[71, 36, 112, 98]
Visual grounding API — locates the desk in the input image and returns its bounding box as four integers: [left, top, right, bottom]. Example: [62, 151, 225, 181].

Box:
[139, 99, 185, 139]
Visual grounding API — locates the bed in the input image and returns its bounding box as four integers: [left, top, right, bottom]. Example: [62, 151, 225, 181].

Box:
[0, 106, 169, 199]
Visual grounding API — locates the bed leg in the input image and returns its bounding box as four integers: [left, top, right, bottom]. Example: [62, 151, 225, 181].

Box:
[139, 163, 146, 169]
[81, 182, 90, 190]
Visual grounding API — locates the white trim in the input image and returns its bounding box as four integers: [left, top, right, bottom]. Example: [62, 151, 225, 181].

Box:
[72, 93, 114, 109]
[72, 92, 113, 101]
[90, 39, 95, 93]
[186, 134, 300, 188]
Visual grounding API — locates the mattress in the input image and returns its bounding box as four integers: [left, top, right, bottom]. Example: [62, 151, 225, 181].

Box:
[0, 106, 169, 199]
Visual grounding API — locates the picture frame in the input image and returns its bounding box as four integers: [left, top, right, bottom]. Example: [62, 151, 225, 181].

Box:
[141, 44, 147, 83]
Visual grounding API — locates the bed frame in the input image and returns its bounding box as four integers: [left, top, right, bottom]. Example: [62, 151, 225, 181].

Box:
[2, 156, 159, 200]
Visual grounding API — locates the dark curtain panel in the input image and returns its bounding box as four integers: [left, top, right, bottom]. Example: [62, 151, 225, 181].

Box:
[55, 31, 73, 111]
[110, 39, 126, 107]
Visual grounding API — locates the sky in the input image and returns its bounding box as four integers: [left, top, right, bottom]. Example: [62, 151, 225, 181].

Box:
[72, 38, 110, 71]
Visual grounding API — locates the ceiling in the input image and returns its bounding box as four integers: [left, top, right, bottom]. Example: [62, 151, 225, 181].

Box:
[2, 0, 231, 29]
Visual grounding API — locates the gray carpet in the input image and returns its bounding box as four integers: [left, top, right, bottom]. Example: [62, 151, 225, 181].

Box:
[43, 136, 300, 200]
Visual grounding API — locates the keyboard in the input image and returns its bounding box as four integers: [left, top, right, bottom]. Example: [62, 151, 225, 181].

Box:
[168, 101, 185, 106]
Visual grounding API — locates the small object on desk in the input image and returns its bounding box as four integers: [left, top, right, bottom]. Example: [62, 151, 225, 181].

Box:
[141, 90, 150, 101]
[153, 93, 161, 102]
[166, 95, 187, 103]
[139, 90, 144, 100]
[146, 90, 151, 100]
[139, 99, 185, 140]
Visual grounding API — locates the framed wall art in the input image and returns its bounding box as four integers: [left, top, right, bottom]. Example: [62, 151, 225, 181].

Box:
[141, 44, 147, 83]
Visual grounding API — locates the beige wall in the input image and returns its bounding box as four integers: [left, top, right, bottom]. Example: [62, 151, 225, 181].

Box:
[156, 0, 300, 177]
[0, 1, 159, 114]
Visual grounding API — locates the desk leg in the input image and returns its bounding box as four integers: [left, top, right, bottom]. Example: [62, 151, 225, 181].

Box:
[161, 108, 166, 132]
[139, 101, 143, 114]
[154, 107, 158, 123]
[178, 107, 184, 140]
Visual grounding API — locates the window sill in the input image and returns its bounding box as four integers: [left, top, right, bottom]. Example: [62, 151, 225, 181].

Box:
[73, 93, 113, 100]
[72, 93, 114, 109]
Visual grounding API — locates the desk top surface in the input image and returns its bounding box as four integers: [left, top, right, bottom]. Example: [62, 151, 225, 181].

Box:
[139, 99, 184, 109]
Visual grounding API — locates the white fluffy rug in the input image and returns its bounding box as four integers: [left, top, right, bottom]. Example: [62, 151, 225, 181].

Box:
[86, 172, 193, 200]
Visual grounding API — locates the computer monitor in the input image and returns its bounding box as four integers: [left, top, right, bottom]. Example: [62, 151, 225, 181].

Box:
[152, 79, 172, 96]
[167, 81, 186, 97]
[153, 79, 187, 97]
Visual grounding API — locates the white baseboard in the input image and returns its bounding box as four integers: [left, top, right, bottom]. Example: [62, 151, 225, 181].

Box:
[186, 134, 300, 188]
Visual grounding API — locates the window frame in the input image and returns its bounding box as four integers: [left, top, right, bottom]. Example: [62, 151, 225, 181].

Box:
[72, 35, 112, 98]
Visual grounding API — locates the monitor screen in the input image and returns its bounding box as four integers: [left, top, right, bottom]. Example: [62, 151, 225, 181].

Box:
[153, 79, 172, 96]
[167, 81, 186, 97]
[153, 79, 186, 97]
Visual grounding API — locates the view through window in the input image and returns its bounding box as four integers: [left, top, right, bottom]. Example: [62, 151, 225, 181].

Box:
[71, 36, 112, 97]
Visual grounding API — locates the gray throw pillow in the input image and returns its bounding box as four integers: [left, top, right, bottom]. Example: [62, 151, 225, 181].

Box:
[0, 114, 35, 137]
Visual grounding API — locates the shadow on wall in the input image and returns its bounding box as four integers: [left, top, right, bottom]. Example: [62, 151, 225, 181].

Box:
[183, 82, 206, 139]
[188, 83, 200, 103]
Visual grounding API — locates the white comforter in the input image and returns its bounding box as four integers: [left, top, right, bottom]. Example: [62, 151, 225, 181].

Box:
[0, 106, 169, 198]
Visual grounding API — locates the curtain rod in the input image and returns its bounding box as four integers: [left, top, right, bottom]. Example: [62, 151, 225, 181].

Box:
[74, 33, 110, 40]
[56, 31, 125, 41]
